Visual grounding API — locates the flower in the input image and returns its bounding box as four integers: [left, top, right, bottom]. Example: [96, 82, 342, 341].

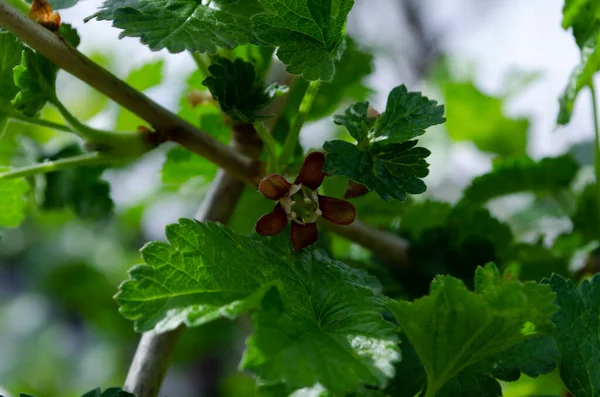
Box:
[255, 152, 357, 250]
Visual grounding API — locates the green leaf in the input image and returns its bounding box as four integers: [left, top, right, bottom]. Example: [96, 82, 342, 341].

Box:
[385, 334, 426, 397]
[399, 200, 452, 240]
[373, 85, 445, 143]
[117, 220, 398, 392]
[41, 145, 113, 219]
[162, 146, 217, 188]
[202, 57, 281, 123]
[0, 31, 23, 115]
[562, 0, 600, 49]
[87, 0, 263, 53]
[476, 335, 560, 382]
[572, 183, 600, 243]
[11, 24, 79, 117]
[11, 48, 58, 117]
[443, 81, 528, 156]
[557, 32, 600, 124]
[115, 60, 165, 131]
[0, 168, 29, 228]
[324, 85, 444, 201]
[557, 1, 600, 124]
[461, 155, 579, 204]
[436, 373, 501, 397]
[324, 139, 430, 201]
[251, 0, 355, 81]
[124, 59, 164, 91]
[549, 274, 600, 397]
[388, 263, 556, 397]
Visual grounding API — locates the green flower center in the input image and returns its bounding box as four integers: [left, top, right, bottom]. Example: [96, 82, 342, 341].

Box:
[280, 184, 321, 224]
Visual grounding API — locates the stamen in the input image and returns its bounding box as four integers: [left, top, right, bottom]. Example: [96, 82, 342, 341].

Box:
[304, 197, 312, 204]
[316, 209, 322, 216]
[291, 211, 297, 219]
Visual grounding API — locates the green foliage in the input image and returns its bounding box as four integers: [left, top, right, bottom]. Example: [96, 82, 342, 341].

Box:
[549, 274, 600, 396]
[12, 48, 58, 117]
[462, 154, 579, 204]
[443, 81, 528, 156]
[251, 0, 354, 81]
[115, 60, 165, 131]
[391, 202, 514, 299]
[11, 25, 79, 117]
[324, 85, 445, 201]
[88, 0, 263, 53]
[202, 57, 282, 123]
[571, 183, 600, 243]
[0, 31, 22, 117]
[161, 146, 217, 188]
[557, 0, 600, 124]
[40, 145, 113, 219]
[0, 168, 29, 227]
[117, 220, 398, 392]
[388, 263, 556, 397]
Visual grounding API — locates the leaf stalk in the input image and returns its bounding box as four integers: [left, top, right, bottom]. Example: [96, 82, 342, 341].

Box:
[279, 80, 320, 165]
[0, 152, 117, 180]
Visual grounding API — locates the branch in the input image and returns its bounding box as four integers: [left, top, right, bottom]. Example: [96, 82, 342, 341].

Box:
[0, 0, 410, 270]
[124, 124, 263, 397]
[0, 0, 259, 186]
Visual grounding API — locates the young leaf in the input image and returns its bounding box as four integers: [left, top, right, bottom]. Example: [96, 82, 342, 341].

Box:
[549, 274, 600, 396]
[117, 220, 398, 392]
[251, 0, 355, 81]
[324, 85, 445, 201]
[41, 145, 113, 219]
[11, 24, 79, 117]
[87, 0, 263, 53]
[0, 169, 30, 228]
[388, 263, 556, 397]
[0, 31, 23, 117]
[462, 155, 579, 204]
[557, 1, 600, 124]
[443, 81, 528, 156]
[203, 57, 282, 123]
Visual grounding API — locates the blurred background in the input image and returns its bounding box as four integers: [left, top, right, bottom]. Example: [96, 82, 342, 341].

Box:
[0, 0, 593, 396]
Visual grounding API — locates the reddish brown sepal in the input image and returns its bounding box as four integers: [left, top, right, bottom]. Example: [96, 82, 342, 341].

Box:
[259, 174, 292, 201]
[255, 204, 288, 236]
[29, 0, 61, 31]
[294, 151, 325, 190]
[290, 221, 318, 250]
[318, 195, 356, 226]
[344, 181, 369, 199]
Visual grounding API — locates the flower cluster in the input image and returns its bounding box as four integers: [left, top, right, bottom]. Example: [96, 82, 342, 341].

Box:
[255, 152, 357, 250]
